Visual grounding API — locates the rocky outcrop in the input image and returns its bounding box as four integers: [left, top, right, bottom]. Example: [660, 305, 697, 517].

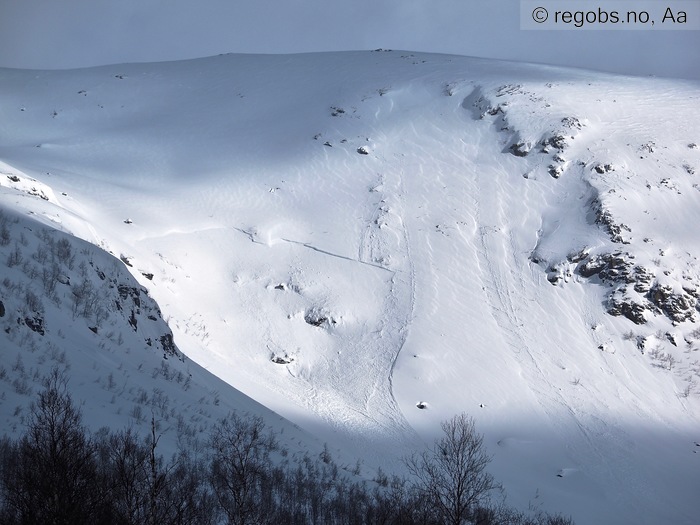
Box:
[304, 307, 336, 328]
[573, 251, 698, 325]
[648, 283, 697, 323]
[591, 199, 631, 244]
[606, 287, 649, 325]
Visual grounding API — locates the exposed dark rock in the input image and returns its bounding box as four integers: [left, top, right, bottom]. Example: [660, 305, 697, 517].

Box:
[567, 248, 590, 264]
[660, 178, 679, 192]
[529, 252, 544, 264]
[271, 355, 294, 364]
[24, 315, 45, 335]
[665, 332, 680, 346]
[577, 257, 607, 279]
[541, 133, 568, 152]
[577, 251, 634, 281]
[561, 117, 583, 130]
[0, 300, 4, 317]
[636, 336, 646, 352]
[606, 289, 648, 325]
[27, 188, 49, 201]
[632, 266, 654, 293]
[640, 142, 656, 154]
[304, 308, 335, 328]
[118, 285, 141, 308]
[509, 141, 531, 157]
[546, 262, 572, 285]
[159, 334, 177, 357]
[357, 146, 369, 155]
[683, 285, 699, 298]
[591, 199, 631, 243]
[548, 164, 563, 178]
[495, 84, 522, 97]
[574, 248, 699, 325]
[305, 314, 327, 327]
[594, 163, 614, 174]
[648, 284, 696, 323]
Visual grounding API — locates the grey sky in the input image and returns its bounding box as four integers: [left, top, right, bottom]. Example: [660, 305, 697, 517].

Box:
[0, 0, 698, 78]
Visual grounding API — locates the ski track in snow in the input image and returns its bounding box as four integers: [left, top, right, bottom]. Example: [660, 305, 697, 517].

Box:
[379, 166, 418, 436]
[353, 162, 418, 438]
[466, 109, 656, 515]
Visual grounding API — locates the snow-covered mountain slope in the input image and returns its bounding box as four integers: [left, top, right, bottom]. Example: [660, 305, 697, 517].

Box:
[1, 51, 699, 524]
[0, 199, 321, 467]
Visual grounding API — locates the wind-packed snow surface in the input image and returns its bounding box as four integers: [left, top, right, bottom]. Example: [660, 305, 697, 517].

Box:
[1, 51, 699, 523]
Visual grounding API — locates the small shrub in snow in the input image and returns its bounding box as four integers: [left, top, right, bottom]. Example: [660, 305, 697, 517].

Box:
[6, 242, 23, 267]
[23, 290, 43, 314]
[55, 238, 74, 267]
[129, 404, 145, 423]
[405, 413, 500, 525]
[0, 224, 10, 246]
[12, 377, 32, 396]
[12, 355, 25, 374]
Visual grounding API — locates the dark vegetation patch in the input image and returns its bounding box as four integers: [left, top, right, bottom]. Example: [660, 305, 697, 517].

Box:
[0, 376, 576, 525]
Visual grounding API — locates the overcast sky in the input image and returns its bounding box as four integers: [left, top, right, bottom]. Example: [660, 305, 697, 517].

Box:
[0, 0, 698, 79]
